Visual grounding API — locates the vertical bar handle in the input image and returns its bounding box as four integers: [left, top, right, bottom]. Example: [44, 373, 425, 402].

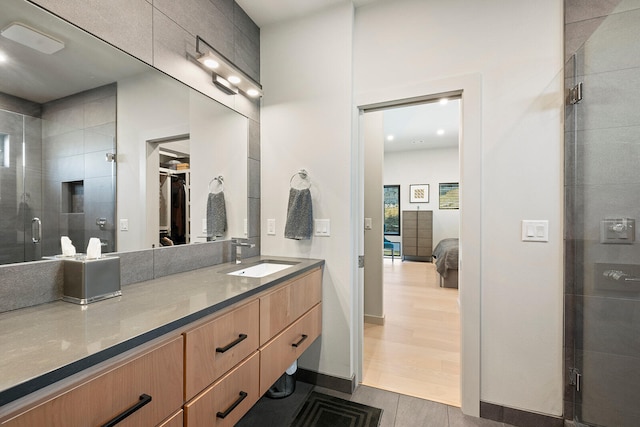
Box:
[31, 218, 41, 243]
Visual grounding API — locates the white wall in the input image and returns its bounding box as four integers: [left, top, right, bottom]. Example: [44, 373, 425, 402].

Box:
[118, 71, 189, 251]
[189, 90, 247, 242]
[117, 72, 248, 251]
[355, 0, 564, 416]
[363, 111, 384, 320]
[262, 0, 564, 417]
[260, 3, 355, 379]
[384, 147, 460, 246]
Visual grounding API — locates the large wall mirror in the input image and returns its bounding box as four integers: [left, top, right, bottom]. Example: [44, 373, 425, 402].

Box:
[0, 0, 248, 265]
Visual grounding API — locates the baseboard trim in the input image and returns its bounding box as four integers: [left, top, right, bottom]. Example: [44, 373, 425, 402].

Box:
[364, 314, 385, 325]
[480, 401, 564, 427]
[296, 368, 356, 394]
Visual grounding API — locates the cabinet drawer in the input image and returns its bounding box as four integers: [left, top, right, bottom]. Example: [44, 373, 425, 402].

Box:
[158, 410, 183, 427]
[184, 300, 259, 400]
[2, 336, 183, 427]
[260, 303, 322, 396]
[260, 268, 322, 345]
[184, 352, 259, 427]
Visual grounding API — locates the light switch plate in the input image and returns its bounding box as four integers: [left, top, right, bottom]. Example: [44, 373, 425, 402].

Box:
[267, 219, 276, 235]
[315, 219, 330, 237]
[119, 219, 129, 231]
[522, 220, 548, 242]
[364, 218, 372, 230]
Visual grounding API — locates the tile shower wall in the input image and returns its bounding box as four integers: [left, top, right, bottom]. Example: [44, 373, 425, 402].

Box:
[41, 84, 116, 256]
[565, 1, 640, 426]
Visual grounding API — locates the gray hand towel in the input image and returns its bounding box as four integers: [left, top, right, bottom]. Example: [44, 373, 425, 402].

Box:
[284, 188, 313, 240]
[206, 191, 227, 239]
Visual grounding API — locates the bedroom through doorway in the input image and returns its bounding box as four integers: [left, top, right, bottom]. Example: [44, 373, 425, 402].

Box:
[362, 97, 461, 407]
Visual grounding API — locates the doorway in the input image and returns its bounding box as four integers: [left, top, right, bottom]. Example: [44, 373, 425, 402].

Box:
[361, 98, 462, 406]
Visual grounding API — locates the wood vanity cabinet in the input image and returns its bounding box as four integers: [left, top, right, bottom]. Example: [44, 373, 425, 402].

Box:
[183, 352, 259, 427]
[183, 300, 259, 401]
[259, 267, 322, 345]
[258, 268, 322, 395]
[0, 265, 323, 427]
[1, 336, 184, 427]
[158, 410, 183, 427]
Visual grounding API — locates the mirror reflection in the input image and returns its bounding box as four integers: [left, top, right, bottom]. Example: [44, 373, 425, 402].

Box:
[0, 0, 248, 265]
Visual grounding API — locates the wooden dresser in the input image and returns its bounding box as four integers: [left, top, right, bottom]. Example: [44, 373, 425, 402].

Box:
[402, 210, 433, 262]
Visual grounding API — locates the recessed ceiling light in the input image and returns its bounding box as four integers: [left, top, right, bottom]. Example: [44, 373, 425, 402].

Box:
[439, 98, 448, 105]
[437, 129, 445, 135]
[387, 135, 394, 141]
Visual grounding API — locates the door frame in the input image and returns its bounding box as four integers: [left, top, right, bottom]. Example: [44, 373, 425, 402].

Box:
[353, 73, 482, 416]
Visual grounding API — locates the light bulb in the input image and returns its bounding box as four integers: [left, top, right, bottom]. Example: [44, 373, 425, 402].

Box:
[228, 75, 241, 85]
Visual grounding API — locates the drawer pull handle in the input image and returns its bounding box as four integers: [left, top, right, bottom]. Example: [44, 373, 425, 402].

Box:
[101, 393, 152, 427]
[292, 334, 308, 348]
[216, 333, 248, 353]
[216, 391, 248, 419]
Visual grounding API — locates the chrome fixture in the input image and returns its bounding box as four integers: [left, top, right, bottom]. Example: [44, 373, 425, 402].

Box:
[194, 36, 263, 99]
[231, 237, 255, 264]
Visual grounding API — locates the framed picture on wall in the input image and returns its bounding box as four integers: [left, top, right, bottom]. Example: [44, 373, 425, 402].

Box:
[439, 182, 459, 209]
[409, 184, 429, 203]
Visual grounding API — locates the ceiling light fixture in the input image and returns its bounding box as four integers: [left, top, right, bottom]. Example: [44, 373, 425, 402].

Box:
[387, 135, 394, 141]
[194, 35, 262, 98]
[437, 129, 445, 135]
[1, 22, 64, 54]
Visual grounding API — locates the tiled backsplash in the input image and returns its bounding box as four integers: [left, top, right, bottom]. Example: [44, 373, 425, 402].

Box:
[0, 240, 242, 314]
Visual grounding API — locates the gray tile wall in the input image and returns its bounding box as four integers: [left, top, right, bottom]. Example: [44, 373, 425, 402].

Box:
[41, 84, 117, 256]
[29, 0, 261, 253]
[28, 0, 260, 83]
[565, 2, 640, 425]
[0, 240, 234, 313]
[1, 2, 261, 309]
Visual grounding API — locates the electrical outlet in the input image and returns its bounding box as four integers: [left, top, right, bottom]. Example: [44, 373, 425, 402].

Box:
[119, 219, 129, 231]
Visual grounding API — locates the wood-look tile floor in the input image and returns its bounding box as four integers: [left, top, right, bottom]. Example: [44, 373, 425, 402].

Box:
[363, 259, 461, 407]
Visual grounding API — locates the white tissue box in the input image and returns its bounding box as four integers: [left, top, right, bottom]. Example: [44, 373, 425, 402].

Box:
[62, 256, 121, 304]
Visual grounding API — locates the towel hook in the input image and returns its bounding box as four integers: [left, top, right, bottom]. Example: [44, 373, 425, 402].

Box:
[290, 169, 311, 190]
[208, 175, 224, 193]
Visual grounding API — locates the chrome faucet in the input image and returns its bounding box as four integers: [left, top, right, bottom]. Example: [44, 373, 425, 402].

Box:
[232, 238, 255, 264]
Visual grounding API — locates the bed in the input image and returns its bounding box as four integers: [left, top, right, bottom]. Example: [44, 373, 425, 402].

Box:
[432, 238, 459, 288]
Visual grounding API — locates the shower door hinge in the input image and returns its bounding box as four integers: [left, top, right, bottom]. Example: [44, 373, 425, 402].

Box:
[358, 255, 365, 268]
[569, 367, 581, 392]
[569, 82, 583, 105]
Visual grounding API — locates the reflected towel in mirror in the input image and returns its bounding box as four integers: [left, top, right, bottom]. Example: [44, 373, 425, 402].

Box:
[207, 191, 227, 239]
[284, 188, 313, 240]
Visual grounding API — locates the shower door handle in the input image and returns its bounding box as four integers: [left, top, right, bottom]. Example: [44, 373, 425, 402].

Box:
[31, 218, 41, 243]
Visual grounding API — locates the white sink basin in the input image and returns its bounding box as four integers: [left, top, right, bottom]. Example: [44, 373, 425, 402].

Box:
[226, 262, 295, 278]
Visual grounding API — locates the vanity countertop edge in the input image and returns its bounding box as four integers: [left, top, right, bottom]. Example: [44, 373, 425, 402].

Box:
[0, 256, 324, 409]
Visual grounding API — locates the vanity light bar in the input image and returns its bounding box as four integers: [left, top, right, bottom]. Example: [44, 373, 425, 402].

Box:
[195, 36, 262, 98]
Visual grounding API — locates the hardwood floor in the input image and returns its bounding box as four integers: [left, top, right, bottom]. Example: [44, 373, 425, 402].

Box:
[362, 259, 461, 407]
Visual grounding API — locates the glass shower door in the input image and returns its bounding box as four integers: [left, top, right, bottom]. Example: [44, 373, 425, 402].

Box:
[568, 5, 640, 426]
[0, 110, 42, 264]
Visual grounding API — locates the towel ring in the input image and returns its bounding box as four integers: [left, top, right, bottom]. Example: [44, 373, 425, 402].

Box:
[290, 169, 311, 190]
[208, 175, 224, 193]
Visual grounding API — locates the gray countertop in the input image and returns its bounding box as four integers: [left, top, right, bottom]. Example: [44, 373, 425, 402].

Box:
[0, 256, 324, 407]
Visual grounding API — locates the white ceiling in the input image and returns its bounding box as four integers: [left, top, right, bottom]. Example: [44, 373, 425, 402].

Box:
[236, 0, 385, 27]
[383, 99, 460, 153]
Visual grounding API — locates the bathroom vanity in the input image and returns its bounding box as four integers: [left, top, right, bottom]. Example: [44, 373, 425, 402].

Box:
[0, 256, 323, 426]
